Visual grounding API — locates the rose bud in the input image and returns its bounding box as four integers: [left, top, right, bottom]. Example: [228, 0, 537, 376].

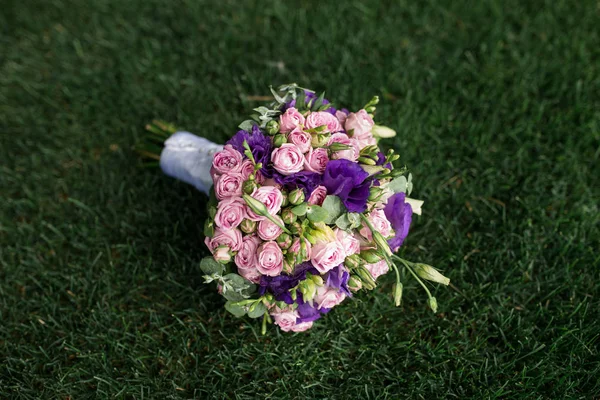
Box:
[360, 250, 383, 264]
[344, 254, 363, 269]
[276, 233, 292, 249]
[281, 207, 297, 224]
[266, 120, 280, 135]
[348, 275, 363, 292]
[280, 189, 289, 207]
[243, 179, 258, 195]
[289, 221, 303, 236]
[273, 134, 287, 147]
[213, 245, 232, 264]
[283, 258, 294, 274]
[288, 189, 305, 205]
[311, 132, 331, 148]
[240, 218, 257, 234]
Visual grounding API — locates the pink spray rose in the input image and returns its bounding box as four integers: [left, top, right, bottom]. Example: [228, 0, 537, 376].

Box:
[304, 147, 329, 174]
[214, 197, 247, 230]
[334, 228, 360, 257]
[204, 227, 243, 252]
[239, 159, 264, 184]
[307, 185, 327, 206]
[335, 110, 348, 126]
[305, 111, 342, 133]
[271, 143, 305, 175]
[314, 285, 346, 310]
[291, 320, 313, 332]
[279, 107, 305, 134]
[214, 172, 244, 200]
[364, 259, 390, 280]
[344, 109, 376, 148]
[213, 246, 232, 263]
[235, 235, 261, 269]
[311, 240, 346, 273]
[359, 209, 392, 241]
[245, 185, 284, 221]
[257, 241, 284, 276]
[287, 127, 312, 153]
[328, 133, 360, 161]
[257, 217, 284, 241]
[212, 144, 243, 174]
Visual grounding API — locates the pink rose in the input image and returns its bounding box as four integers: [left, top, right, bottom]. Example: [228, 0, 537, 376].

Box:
[257, 217, 284, 241]
[314, 285, 346, 309]
[364, 259, 389, 280]
[279, 107, 305, 134]
[311, 240, 346, 273]
[271, 309, 298, 332]
[214, 197, 247, 230]
[287, 127, 312, 153]
[335, 110, 348, 126]
[214, 172, 244, 200]
[246, 186, 284, 221]
[344, 109, 374, 138]
[257, 241, 284, 276]
[238, 267, 262, 284]
[307, 185, 327, 206]
[305, 111, 342, 133]
[359, 209, 392, 241]
[304, 147, 329, 174]
[212, 144, 243, 174]
[328, 133, 360, 161]
[235, 235, 261, 269]
[239, 159, 264, 184]
[204, 227, 242, 252]
[271, 143, 305, 175]
[291, 321, 313, 332]
[335, 228, 360, 256]
[290, 237, 311, 261]
[213, 246, 232, 263]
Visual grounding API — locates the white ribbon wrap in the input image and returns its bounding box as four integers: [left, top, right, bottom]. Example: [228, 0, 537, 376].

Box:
[159, 132, 223, 195]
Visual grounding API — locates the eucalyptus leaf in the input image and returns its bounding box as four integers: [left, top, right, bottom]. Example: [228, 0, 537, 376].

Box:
[321, 195, 345, 224]
[238, 120, 257, 132]
[291, 203, 308, 216]
[388, 176, 408, 193]
[347, 213, 362, 229]
[306, 205, 329, 222]
[247, 301, 267, 319]
[223, 273, 255, 293]
[225, 301, 246, 318]
[222, 290, 246, 302]
[200, 257, 225, 275]
[335, 214, 351, 230]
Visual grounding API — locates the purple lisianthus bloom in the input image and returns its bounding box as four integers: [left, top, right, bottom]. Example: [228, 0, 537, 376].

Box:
[226, 125, 274, 177]
[283, 90, 336, 115]
[376, 152, 392, 170]
[322, 159, 371, 213]
[296, 294, 323, 323]
[274, 171, 322, 196]
[384, 192, 413, 252]
[325, 265, 351, 297]
[259, 262, 319, 304]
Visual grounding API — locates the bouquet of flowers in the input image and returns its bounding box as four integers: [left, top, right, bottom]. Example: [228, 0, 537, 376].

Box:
[144, 84, 449, 333]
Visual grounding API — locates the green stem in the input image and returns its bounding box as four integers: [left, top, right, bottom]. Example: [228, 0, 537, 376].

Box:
[393, 255, 434, 300]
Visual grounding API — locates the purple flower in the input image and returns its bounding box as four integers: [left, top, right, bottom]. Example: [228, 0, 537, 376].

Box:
[376, 152, 392, 170]
[258, 262, 318, 304]
[384, 192, 413, 252]
[325, 265, 351, 297]
[322, 159, 371, 213]
[283, 90, 336, 114]
[226, 125, 274, 177]
[296, 295, 323, 323]
[274, 171, 322, 196]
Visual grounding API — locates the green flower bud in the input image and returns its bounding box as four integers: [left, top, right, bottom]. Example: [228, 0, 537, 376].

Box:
[283, 258, 294, 274]
[393, 282, 403, 306]
[368, 187, 384, 202]
[344, 254, 363, 269]
[280, 189, 289, 207]
[276, 233, 292, 249]
[360, 250, 383, 264]
[288, 189, 305, 205]
[240, 219, 257, 234]
[348, 275, 363, 291]
[273, 134, 287, 147]
[310, 273, 324, 286]
[328, 142, 352, 152]
[281, 207, 297, 224]
[428, 297, 438, 313]
[299, 279, 317, 301]
[358, 156, 377, 165]
[413, 264, 450, 285]
[266, 120, 280, 135]
[243, 179, 258, 195]
[311, 132, 331, 148]
[356, 266, 377, 287]
[289, 221, 303, 236]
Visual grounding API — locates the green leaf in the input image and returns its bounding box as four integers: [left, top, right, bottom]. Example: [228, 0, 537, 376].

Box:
[225, 301, 246, 318]
[291, 203, 308, 216]
[335, 214, 351, 230]
[295, 89, 305, 111]
[321, 195, 346, 224]
[312, 92, 325, 111]
[247, 301, 267, 319]
[347, 213, 361, 229]
[200, 257, 225, 275]
[407, 173, 413, 195]
[306, 205, 329, 222]
[222, 290, 246, 302]
[223, 273, 255, 292]
[238, 120, 257, 131]
[388, 176, 407, 193]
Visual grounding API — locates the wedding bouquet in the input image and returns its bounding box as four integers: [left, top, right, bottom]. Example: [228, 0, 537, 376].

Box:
[144, 84, 449, 333]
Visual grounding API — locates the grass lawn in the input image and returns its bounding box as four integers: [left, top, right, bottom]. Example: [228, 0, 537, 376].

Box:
[1, 0, 599, 398]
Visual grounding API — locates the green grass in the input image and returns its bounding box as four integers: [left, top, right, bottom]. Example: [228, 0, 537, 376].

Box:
[1, 0, 599, 398]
